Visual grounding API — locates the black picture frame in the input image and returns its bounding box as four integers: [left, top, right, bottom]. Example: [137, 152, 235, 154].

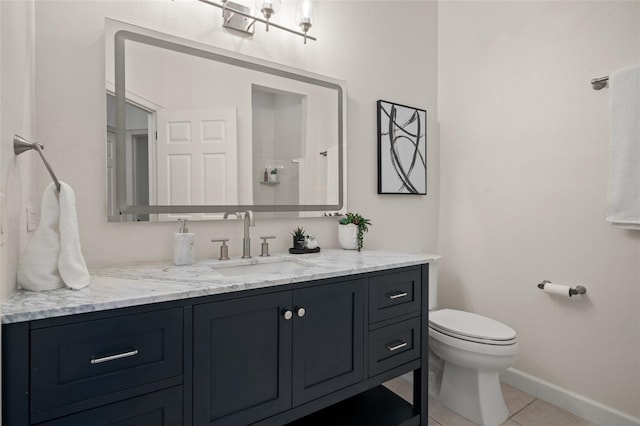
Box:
[377, 100, 427, 195]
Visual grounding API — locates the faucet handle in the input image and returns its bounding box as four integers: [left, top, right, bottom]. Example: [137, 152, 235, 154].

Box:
[259, 236, 276, 257]
[211, 238, 230, 260]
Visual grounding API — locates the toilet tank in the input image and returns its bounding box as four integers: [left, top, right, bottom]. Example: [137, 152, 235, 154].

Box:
[428, 262, 438, 310]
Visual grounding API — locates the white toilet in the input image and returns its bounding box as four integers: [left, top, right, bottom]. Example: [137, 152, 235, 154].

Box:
[428, 279, 519, 426]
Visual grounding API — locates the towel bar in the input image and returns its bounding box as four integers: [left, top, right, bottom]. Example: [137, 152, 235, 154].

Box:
[14, 135, 61, 192]
[591, 75, 609, 90]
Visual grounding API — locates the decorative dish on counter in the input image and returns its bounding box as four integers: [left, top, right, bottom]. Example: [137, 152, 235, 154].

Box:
[288, 247, 321, 254]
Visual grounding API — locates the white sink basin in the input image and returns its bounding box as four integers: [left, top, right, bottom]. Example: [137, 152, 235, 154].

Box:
[212, 258, 315, 277]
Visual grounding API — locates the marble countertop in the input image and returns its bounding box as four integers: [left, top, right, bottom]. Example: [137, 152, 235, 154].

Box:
[1, 250, 440, 324]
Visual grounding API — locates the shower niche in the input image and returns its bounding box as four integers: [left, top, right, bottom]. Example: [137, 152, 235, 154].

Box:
[252, 85, 305, 212]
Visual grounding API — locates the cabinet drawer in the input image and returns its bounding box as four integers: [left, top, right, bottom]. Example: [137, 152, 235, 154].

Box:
[31, 308, 183, 413]
[369, 268, 421, 323]
[37, 386, 183, 426]
[368, 317, 421, 377]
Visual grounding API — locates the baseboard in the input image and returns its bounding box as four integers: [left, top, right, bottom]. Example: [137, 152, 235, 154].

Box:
[500, 368, 640, 426]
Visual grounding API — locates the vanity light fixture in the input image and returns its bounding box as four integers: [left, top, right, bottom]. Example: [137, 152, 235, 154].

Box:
[296, 0, 313, 44]
[197, 0, 316, 44]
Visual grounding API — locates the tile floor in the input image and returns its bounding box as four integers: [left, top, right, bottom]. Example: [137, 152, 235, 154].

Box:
[384, 378, 596, 426]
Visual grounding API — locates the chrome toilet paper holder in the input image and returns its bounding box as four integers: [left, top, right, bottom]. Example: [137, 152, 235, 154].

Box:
[537, 280, 587, 297]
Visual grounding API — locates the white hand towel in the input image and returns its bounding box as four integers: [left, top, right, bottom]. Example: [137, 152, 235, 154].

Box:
[58, 182, 90, 289]
[17, 182, 90, 291]
[606, 64, 640, 229]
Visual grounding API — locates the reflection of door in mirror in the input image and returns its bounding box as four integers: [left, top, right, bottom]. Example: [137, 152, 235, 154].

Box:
[129, 131, 150, 221]
[106, 93, 154, 222]
[156, 108, 238, 221]
[106, 128, 117, 219]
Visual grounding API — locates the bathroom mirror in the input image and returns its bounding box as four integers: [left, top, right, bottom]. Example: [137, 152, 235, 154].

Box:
[105, 19, 346, 221]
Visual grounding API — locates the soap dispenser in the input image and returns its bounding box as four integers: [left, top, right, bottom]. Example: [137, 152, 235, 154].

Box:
[174, 218, 195, 266]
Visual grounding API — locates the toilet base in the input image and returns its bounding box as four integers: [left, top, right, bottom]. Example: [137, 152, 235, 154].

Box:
[436, 362, 508, 426]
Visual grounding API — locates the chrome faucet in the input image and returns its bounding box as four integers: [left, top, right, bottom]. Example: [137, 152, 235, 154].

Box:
[242, 210, 255, 258]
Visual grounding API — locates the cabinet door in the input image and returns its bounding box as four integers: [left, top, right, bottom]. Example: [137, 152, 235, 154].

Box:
[193, 292, 292, 426]
[292, 279, 365, 406]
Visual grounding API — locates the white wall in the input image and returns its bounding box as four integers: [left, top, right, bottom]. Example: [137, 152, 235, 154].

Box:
[438, 0, 640, 418]
[0, 0, 37, 303]
[0, 0, 437, 282]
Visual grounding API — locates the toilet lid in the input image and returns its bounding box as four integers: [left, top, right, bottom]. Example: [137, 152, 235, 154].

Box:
[429, 309, 517, 343]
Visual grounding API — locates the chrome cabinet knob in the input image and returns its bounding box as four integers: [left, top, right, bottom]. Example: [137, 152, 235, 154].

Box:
[282, 310, 293, 320]
[296, 307, 306, 318]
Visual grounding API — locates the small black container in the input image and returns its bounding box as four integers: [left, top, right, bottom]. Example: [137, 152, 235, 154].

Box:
[292, 236, 305, 250]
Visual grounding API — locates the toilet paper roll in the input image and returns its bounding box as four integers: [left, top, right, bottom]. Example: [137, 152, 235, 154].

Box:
[543, 283, 572, 297]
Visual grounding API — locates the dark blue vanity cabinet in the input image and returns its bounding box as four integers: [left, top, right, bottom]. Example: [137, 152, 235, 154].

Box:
[2, 265, 428, 426]
[193, 278, 365, 426]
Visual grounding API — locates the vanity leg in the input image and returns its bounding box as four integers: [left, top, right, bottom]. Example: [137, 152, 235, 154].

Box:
[2, 322, 30, 426]
[414, 367, 428, 426]
[183, 306, 193, 426]
[416, 262, 429, 425]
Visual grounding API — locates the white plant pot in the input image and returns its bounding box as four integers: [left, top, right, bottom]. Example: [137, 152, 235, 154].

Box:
[338, 223, 358, 250]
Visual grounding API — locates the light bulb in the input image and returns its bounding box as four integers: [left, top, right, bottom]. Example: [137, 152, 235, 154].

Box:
[296, 0, 313, 23]
[301, 0, 312, 20]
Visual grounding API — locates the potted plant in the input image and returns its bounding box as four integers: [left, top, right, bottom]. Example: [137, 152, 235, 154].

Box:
[269, 167, 278, 182]
[291, 226, 306, 250]
[338, 213, 372, 251]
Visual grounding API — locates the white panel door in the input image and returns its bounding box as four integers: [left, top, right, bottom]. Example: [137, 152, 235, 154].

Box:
[156, 108, 238, 221]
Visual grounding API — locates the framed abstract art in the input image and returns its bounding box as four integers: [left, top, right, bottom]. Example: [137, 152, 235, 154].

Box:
[377, 100, 427, 195]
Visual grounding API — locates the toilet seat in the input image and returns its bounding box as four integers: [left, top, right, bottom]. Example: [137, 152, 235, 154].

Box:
[429, 309, 517, 346]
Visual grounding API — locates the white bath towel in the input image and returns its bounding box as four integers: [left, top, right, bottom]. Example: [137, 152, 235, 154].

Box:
[606, 64, 640, 229]
[17, 182, 90, 291]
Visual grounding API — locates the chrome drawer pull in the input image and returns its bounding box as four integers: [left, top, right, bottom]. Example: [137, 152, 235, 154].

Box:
[90, 349, 139, 365]
[385, 341, 408, 352]
[387, 291, 408, 300]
